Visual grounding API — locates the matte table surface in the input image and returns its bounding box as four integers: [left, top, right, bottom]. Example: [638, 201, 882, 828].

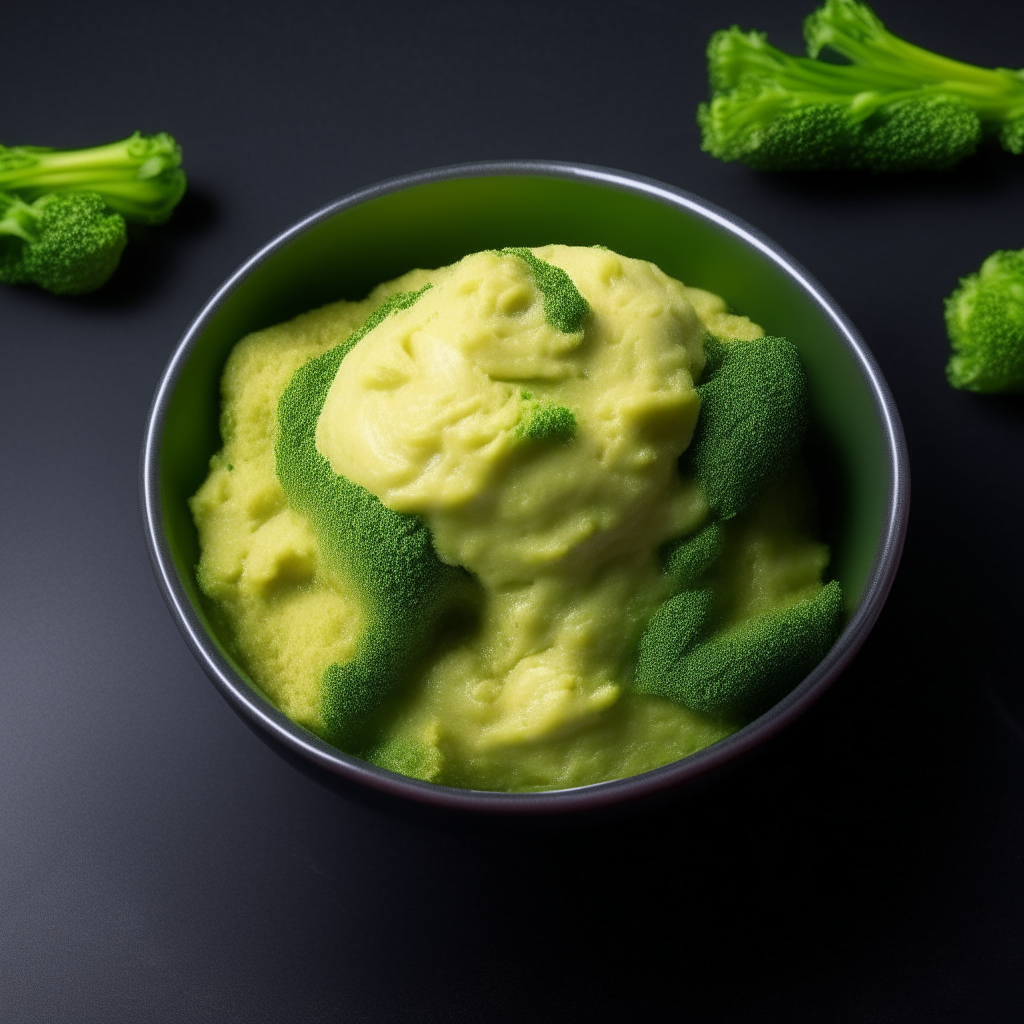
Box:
[1, 1, 1021, 1020]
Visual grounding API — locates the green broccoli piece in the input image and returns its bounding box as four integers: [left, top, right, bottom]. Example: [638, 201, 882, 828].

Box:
[636, 331, 841, 722]
[635, 589, 715, 696]
[636, 525, 722, 694]
[502, 248, 586, 442]
[945, 248, 1024, 393]
[497, 247, 590, 332]
[636, 582, 844, 719]
[276, 285, 474, 751]
[662, 521, 724, 590]
[0, 132, 186, 224]
[0, 190, 126, 295]
[699, 0, 1024, 172]
[516, 392, 577, 442]
[683, 335, 809, 520]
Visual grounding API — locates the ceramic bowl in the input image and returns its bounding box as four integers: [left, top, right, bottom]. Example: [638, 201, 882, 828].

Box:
[141, 161, 909, 814]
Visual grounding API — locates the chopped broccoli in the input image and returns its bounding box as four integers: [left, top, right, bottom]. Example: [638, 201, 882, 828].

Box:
[636, 333, 842, 721]
[945, 248, 1024, 393]
[699, 0, 1024, 172]
[636, 582, 844, 719]
[662, 520, 723, 590]
[683, 335, 809, 520]
[503, 249, 587, 441]
[635, 589, 715, 696]
[498, 247, 590, 332]
[276, 285, 474, 751]
[0, 190, 126, 295]
[0, 132, 186, 224]
[516, 392, 577, 442]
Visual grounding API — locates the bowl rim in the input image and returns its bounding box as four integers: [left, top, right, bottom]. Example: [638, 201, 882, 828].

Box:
[141, 160, 910, 815]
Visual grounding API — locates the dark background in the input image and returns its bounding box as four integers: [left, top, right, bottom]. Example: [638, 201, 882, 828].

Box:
[1, 1, 1022, 1020]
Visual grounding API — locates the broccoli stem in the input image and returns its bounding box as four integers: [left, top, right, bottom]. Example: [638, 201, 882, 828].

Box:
[0, 192, 36, 242]
[715, 26, 1024, 123]
[805, 0, 1024, 95]
[701, 1, 1024, 170]
[712, 30, 924, 97]
[0, 132, 186, 224]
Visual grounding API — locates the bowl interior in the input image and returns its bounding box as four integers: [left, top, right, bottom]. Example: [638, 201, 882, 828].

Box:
[157, 169, 892, 771]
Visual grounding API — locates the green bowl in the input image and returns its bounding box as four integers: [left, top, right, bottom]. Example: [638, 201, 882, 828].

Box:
[141, 162, 909, 815]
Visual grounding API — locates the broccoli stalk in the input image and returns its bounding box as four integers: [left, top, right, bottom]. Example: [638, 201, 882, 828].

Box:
[945, 248, 1024, 393]
[0, 190, 127, 295]
[0, 132, 186, 224]
[699, 0, 1024, 172]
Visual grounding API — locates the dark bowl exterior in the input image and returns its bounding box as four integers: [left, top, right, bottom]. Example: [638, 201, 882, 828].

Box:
[141, 161, 909, 815]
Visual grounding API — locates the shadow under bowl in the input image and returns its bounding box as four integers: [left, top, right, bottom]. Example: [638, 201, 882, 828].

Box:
[141, 161, 909, 816]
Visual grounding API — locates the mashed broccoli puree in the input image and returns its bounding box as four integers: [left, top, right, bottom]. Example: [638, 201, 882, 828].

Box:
[191, 245, 837, 791]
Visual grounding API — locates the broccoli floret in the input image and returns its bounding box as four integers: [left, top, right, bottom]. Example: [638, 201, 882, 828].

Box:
[635, 589, 715, 696]
[276, 285, 474, 751]
[636, 582, 844, 719]
[498, 247, 590, 332]
[502, 248, 587, 442]
[516, 392, 577, 442]
[945, 248, 1024, 393]
[683, 335, 809, 520]
[0, 132, 186, 224]
[662, 520, 724, 590]
[699, 0, 1024, 172]
[636, 330, 841, 721]
[0, 190, 126, 295]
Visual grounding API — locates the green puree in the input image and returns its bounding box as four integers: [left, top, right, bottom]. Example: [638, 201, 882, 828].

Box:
[191, 246, 843, 791]
[274, 251, 591, 753]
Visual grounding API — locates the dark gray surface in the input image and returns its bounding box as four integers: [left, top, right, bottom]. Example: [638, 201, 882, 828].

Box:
[0, 1, 1021, 1020]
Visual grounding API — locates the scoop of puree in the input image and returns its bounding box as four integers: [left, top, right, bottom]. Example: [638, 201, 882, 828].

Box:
[191, 245, 832, 792]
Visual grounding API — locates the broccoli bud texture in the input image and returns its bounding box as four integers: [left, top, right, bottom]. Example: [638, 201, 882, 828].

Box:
[945, 248, 1024, 393]
[276, 286, 473, 751]
[516, 392, 577, 442]
[636, 333, 842, 722]
[497, 246, 590, 333]
[699, 0, 1024, 172]
[0, 191, 126, 295]
[636, 582, 844, 719]
[662, 521, 724, 590]
[0, 132, 186, 224]
[683, 335, 809, 520]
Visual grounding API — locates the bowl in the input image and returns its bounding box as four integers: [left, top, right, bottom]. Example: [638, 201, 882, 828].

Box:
[141, 161, 909, 815]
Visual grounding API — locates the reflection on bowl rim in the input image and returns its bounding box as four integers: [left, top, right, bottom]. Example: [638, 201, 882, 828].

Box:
[141, 161, 910, 815]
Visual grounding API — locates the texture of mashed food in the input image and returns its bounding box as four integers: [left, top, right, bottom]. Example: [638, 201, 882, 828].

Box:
[191, 245, 830, 791]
